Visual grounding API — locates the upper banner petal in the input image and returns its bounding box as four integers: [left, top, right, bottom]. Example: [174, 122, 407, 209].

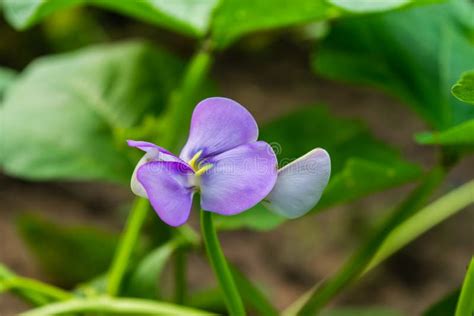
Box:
[179, 97, 259, 161]
[199, 141, 277, 215]
[265, 148, 331, 218]
[137, 161, 195, 227]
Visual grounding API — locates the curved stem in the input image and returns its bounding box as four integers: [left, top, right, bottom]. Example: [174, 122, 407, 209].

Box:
[107, 198, 150, 296]
[200, 210, 246, 316]
[4, 276, 72, 302]
[21, 296, 215, 316]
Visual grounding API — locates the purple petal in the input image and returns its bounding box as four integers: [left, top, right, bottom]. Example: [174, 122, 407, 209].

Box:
[265, 148, 330, 218]
[136, 161, 195, 226]
[179, 97, 259, 161]
[128, 140, 186, 197]
[199, 141, 278, 215]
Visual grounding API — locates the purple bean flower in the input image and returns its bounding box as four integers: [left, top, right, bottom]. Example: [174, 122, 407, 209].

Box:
[128, 97, 278, 226]
[129, 97, 331, 226]
[264, 148, 331, 218]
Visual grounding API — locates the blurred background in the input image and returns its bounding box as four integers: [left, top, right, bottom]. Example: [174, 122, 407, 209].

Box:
[0, 1, 473, 315]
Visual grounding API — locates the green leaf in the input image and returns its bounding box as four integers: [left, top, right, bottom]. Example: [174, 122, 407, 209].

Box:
[321, 307, 404, 316]
[16, 213, 118, 286]
[214, 203, 286, 231]
[210, 0, 435, 48]
[288, 167, 444, 316]
[314, 0, 474, 130]
[0, 67, 17, 100]
[2, 0, 219, 37]
[260, 106, 422, 209]
[452, 70, 474, 105]
[328, 0, 412, 13]
[367, 179, 474, 271]
[0, 41, 184, 183]
[423, 289, 460, 316]
[124, 240, 179, 299]
[416, 119, 474, 145]
[211, 0, 338, 48]
[456, 257, 474, 316]
[230, 266, 279, 316]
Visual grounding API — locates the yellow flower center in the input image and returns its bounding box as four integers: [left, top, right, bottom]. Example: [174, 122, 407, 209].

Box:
[188, 150, 213, 176]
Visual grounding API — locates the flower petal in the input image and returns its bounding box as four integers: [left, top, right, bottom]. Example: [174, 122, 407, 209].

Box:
[137, 161, 195, 226]
[128, 140, 184, 198]
[265, 148, 331, 218]
[199, 141, 278, 215]
[179, 97, 259, 161]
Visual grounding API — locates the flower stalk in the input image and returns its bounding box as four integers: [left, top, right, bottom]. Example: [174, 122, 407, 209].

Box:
[107, 197, 150, 296]
[200, 210, 246, 316]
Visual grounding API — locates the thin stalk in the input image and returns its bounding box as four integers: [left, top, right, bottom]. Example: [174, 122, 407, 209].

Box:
[21, 296, 216, 316]
[200, 210, 246, 316]
[3, 276, 72, 302]
[289, 167, 445, 316]
[161, 41, 213, 151]
[107, 198, 150, 296]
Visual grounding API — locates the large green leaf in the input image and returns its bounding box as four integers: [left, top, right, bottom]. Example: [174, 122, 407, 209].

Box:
[16, 213, 118, 286]
[210, 0, 436, 48]
[260, 106, 422, 209]
[452, 70, 474, 105]
[0, 67, 17, 100]
[2, 0, 219, 37]
[314, 0, 474, 131]
[214, 203, 286, 231]
[0, 41, 184, 183]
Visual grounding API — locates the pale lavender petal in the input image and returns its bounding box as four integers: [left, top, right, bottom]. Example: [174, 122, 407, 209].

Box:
[265, 148, 331, 218]
[199, 141, 278, 215]
[179, 97, 259, 161]
[128, 140, 185, 198]
[136, 161, 195, 227]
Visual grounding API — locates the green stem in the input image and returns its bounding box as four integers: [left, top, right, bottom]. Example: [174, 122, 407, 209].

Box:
[200, 210, 246, 316]
[174, 248, 187, 304]
[3, 276, 72, 302]
[290, 167, 445, 316]
[21, 296, 215, 316]
[107, 198, 150, 296]
[161, 42, 213, 151]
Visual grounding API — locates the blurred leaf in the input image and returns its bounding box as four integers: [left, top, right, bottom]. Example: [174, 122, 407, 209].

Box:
[416, 119, 474, 145]
[230, 266, 279, 316]
[0, 41, 184, 183]
[423, 288, 460, 316]
[452, 70, 474, 105]
[211, 0, 435, 48]
[214, 203, 286, 231]
[0, 67, 17, 100]
[2, 0, 219, 37]
[260, 106, 422, 209]
[16, 213, 118, 286]
[211, 0, 338, 48]
[367, 179, 474, 271]
[124, 240, 179, 299]
[321, 307, 404, 316]
[456, 257, 474, 316]
[289, 167, 444, 316]
[328, 0, 416, 13]
[314, 0, 474, 130]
